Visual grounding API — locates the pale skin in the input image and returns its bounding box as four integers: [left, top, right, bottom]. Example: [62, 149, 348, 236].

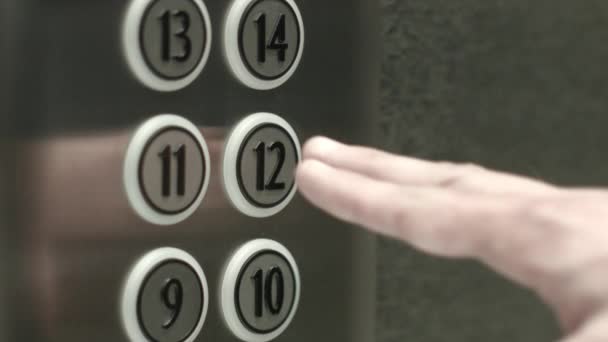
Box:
[296, 136, 608, 342]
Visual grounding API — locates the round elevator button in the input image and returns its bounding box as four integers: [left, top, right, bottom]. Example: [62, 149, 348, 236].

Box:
[223, 113, 301, 218]
[123, 0, 212, 91]
[236, 251, 296, 333]
[239, 0, 301, 80]
[122, 248, 209, 342]
[221, 239, 301, 342]
[224, 0, 304, 90]
[124, 115, 211, 225]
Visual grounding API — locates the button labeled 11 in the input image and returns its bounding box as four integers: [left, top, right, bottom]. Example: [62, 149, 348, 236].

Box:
[124, 115, 211, 225]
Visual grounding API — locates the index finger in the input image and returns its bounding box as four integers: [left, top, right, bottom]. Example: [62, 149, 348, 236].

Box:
[296, 159, 519, 258]
[295, 159, 574, 295]
[303, 137, 556, 196]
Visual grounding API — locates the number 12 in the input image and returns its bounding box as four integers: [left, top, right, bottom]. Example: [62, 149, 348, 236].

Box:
[254, 141, 287, 191]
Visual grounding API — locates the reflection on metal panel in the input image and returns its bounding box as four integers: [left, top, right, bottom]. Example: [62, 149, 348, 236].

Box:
[2, 0, 379, 341]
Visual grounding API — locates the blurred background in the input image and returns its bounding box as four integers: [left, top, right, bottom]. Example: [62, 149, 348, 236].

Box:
[376, 0, 608, 341]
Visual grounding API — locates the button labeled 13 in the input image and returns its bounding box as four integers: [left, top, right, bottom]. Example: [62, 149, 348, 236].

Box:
[124, 0, 212, 91]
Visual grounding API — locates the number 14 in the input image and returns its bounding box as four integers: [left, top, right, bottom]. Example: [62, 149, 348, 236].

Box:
[254, 13, 289, 63]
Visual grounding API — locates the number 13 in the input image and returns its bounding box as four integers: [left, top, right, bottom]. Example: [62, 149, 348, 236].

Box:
[158, 10, 192, 62]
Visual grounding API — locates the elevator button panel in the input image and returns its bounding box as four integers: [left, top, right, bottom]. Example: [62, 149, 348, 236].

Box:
[122, 248, 210, 342]
[223, 113, 301, 218]
[3, 0, 377, 339]
[124, 114, 211, 225]
[225, 0, 304, 90]
[221, 239, 301, 342]
[123, 0, 212, 91]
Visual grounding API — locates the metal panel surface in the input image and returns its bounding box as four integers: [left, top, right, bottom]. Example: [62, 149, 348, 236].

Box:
[1, 0, 379, 341]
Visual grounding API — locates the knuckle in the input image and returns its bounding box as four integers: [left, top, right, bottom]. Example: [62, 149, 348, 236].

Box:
[437, 161, 483, 171]
[521, 197, 564, 223]
[437, 161, 458, 170]
[437, 162, 485, 189]
[389, 203, 419, 241]
[345, 195, 369, 222]
[391, 203, 413, 231]
[383, 189, 418, 236]
[513, 196, 575, 245]
[358, 147, 385, 164]
[345, 188, 389, 224]
[460, 163, 486, 174]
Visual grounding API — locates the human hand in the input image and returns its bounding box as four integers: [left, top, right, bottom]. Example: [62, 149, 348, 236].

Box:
[296, 136, 608, 341]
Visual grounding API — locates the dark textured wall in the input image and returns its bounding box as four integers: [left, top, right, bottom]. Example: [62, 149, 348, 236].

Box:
[376, 0, 608, 341]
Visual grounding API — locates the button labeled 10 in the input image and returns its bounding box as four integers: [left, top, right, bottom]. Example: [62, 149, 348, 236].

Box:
[221, 239, 301, 342]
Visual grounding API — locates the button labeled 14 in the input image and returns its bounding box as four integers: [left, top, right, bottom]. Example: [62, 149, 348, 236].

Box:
[225, 0, 304, 90]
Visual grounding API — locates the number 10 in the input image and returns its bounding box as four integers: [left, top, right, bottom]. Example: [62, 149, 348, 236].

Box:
[252, 267, 285, 317]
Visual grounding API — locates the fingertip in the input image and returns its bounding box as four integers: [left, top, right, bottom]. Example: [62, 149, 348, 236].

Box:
[297, 159, 339, 203]
[302, 136, 342, 160]
[296, 159, 324, 188]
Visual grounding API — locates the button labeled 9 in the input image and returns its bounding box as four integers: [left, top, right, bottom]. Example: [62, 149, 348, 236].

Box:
[121, 248, 210, 342]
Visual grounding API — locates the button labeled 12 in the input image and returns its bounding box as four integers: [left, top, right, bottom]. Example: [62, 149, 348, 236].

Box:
[223, 113, 301, 218]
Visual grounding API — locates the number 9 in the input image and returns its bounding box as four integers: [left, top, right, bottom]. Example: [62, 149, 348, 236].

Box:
[161, 278, 184, 329]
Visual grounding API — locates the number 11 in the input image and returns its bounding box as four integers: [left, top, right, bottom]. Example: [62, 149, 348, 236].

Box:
[159, 144, 186, 197]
